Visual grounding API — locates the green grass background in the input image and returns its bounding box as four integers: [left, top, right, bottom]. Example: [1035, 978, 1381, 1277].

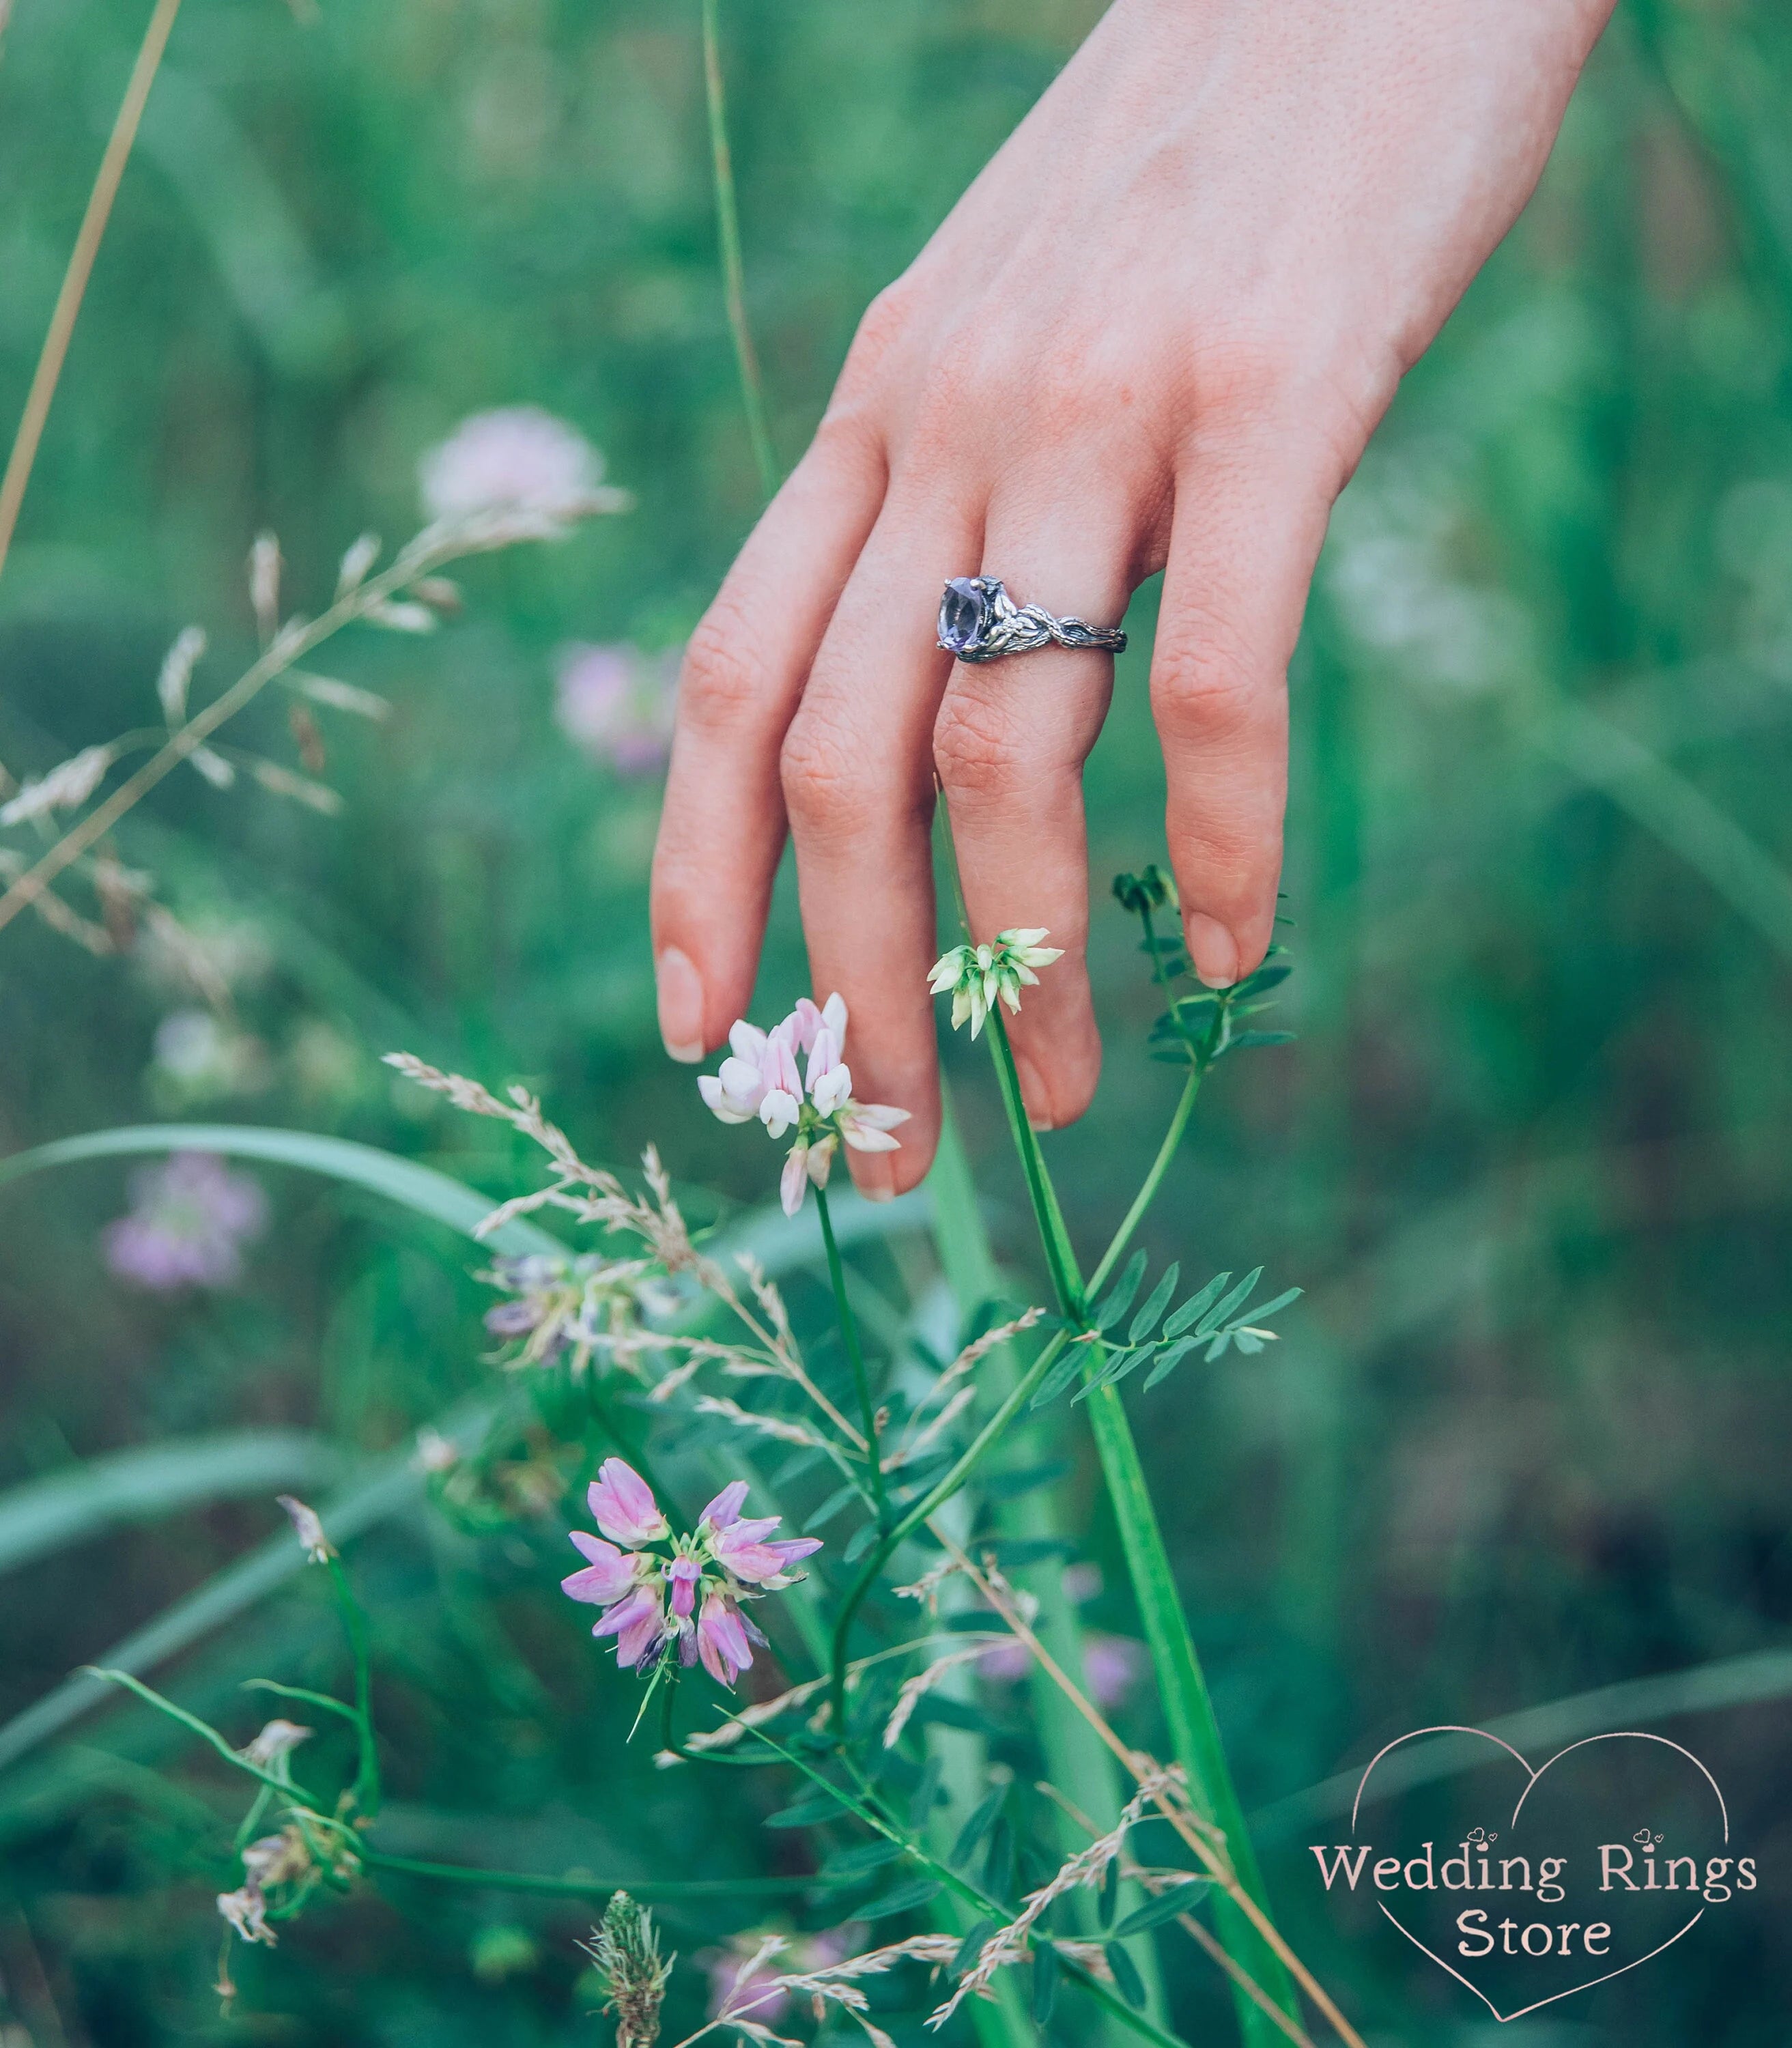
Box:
[0, 0, 1787, 2041]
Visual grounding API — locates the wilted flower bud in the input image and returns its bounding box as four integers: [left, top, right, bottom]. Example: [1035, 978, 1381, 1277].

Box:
[240, 1719, 313, 1768]
[275, 1494, 335, 1563]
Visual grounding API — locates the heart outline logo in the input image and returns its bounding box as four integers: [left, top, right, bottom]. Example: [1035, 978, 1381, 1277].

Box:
[1351, 1725, 1730, 2023]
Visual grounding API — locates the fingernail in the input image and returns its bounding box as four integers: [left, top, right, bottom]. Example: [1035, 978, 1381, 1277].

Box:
[853, 1156, 896, 1204]
[1185, 913, 1238, 990]
[656, 947, 705, 1062]
[1014, 1052, 1054, 1133]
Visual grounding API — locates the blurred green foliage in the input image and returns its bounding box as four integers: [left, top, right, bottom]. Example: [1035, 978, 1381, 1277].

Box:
[1, 0, 1789, 2041]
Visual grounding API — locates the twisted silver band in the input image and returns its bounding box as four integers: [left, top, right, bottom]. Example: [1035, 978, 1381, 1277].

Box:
[937, 576, 1127, 664]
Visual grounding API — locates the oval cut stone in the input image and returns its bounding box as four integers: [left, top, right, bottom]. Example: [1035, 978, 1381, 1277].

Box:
[938, 577, 990, 656]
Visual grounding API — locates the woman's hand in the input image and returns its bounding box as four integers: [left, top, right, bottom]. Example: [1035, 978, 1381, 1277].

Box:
[651, 0, 1614, 1195]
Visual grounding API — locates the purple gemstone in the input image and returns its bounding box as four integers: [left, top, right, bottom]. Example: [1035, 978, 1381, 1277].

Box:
[938, 577, 989, 657]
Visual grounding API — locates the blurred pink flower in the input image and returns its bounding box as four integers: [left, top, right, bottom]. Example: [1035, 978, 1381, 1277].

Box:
[704, 1928, 853, 2023]
[419, 407, 612, 524]
[102, 1152, 268, 1291]
[554, 642, 678, 776]
[1083, 1634, 1146, 1710]
[978, 1631, 1143, 1711]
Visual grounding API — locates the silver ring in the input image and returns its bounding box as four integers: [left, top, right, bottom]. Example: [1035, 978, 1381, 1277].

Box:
[937, 576, 1127, 663]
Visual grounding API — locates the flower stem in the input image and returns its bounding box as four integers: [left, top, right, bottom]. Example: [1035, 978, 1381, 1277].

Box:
[976, 1016, 1300, 2044]
[324, 1556, 380, 1818]
[814, 1182, 885, 1518]
[700, 0, 779, 501]
[984, 1010, 1081, 1315]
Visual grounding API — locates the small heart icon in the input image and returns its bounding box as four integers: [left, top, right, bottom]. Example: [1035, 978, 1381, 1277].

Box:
[1314, 1726, 1735, 2022]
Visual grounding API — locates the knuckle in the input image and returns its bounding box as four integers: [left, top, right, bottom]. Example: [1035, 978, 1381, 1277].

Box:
[780, 705, 874, 834]
[838, 279, 924, 397]
[1151, 606, 1272, 741]
[932, 689, 1019, 801]
[679, 600, 771, 735]
[1184, 332, 1303, 427]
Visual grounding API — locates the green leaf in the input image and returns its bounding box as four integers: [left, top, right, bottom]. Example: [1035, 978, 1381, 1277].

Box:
[1031, 1939, 1059, 2023]
[908, 1754, 945, 1827]
[1162, 1272, 1229, 1340]
[1225, 1030, 1296, 1052]
[1106, 1941, 1148, 2008]
[980, 1460, 1071, 1500]
[1128, 1263, 1180, 1345]
[952, 1919, 995, 1975]
[984, 1817, 1014, 1894]
[823, 1840, 905, 1879]
[1141, 1338, 1198, 1391]
[1099, 1853, 1120, 1924]
[766, 1791, 848, 1829]
[1072, 1346, 1150, 1403]
[1091, 1250, 1148, 1333]
[1242, 1286, 1303, 1324]
[842, 1520, 883, 1563]
[1111, 1881, 1208, 1939]
[0, 1123, 565, 1257]
[803, 1482, 862, 1533]
[1028, 1347, 1087, 1410]
[951, 1782, 1008, 1867]
[1197, 1266, 1264, 1338]
[0, 1430, 340, 1579]
[1234, 963, 1292, 995]
[855, 1877, 941, 1920]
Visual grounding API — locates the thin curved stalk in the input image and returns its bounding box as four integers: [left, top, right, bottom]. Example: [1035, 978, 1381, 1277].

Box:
[814, 1182, 885, 1515]
[0, 0, 186, 582]
[700, 0, 779, 500]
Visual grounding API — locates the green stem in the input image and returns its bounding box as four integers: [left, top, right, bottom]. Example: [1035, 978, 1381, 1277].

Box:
[361, 1851, 846, 1901]
[973, 1019, 1300, 2044]
[700, 0, 779, 500]
[929, 1103, 1169, 2037]
[984, 1009, 1081, 1314]
[814, 1181, 885, 1516]
[1087, 1068, 1202, 1300]
[324, 1556, 379, 1817]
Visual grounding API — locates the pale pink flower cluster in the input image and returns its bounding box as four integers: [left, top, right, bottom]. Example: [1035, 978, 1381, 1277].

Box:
[554, 642, 678, 776]
[102, 1152, 268, 1291]
[418, 407, 623, 529]
[562, 1459, 820, 1687]
[698, 994, 907, 1216]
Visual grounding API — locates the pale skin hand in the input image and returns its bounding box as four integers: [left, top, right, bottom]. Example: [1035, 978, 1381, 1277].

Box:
[651, 0, 1616, 1197]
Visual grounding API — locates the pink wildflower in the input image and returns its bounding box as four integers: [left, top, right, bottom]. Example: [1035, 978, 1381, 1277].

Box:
[697, 993, 909, 1217]
[695, 1591, 754, 1686]
[560, 1468, 819, 1690]
[561, 1532, 640, 1607]
[588, 1458, 670, 1545]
